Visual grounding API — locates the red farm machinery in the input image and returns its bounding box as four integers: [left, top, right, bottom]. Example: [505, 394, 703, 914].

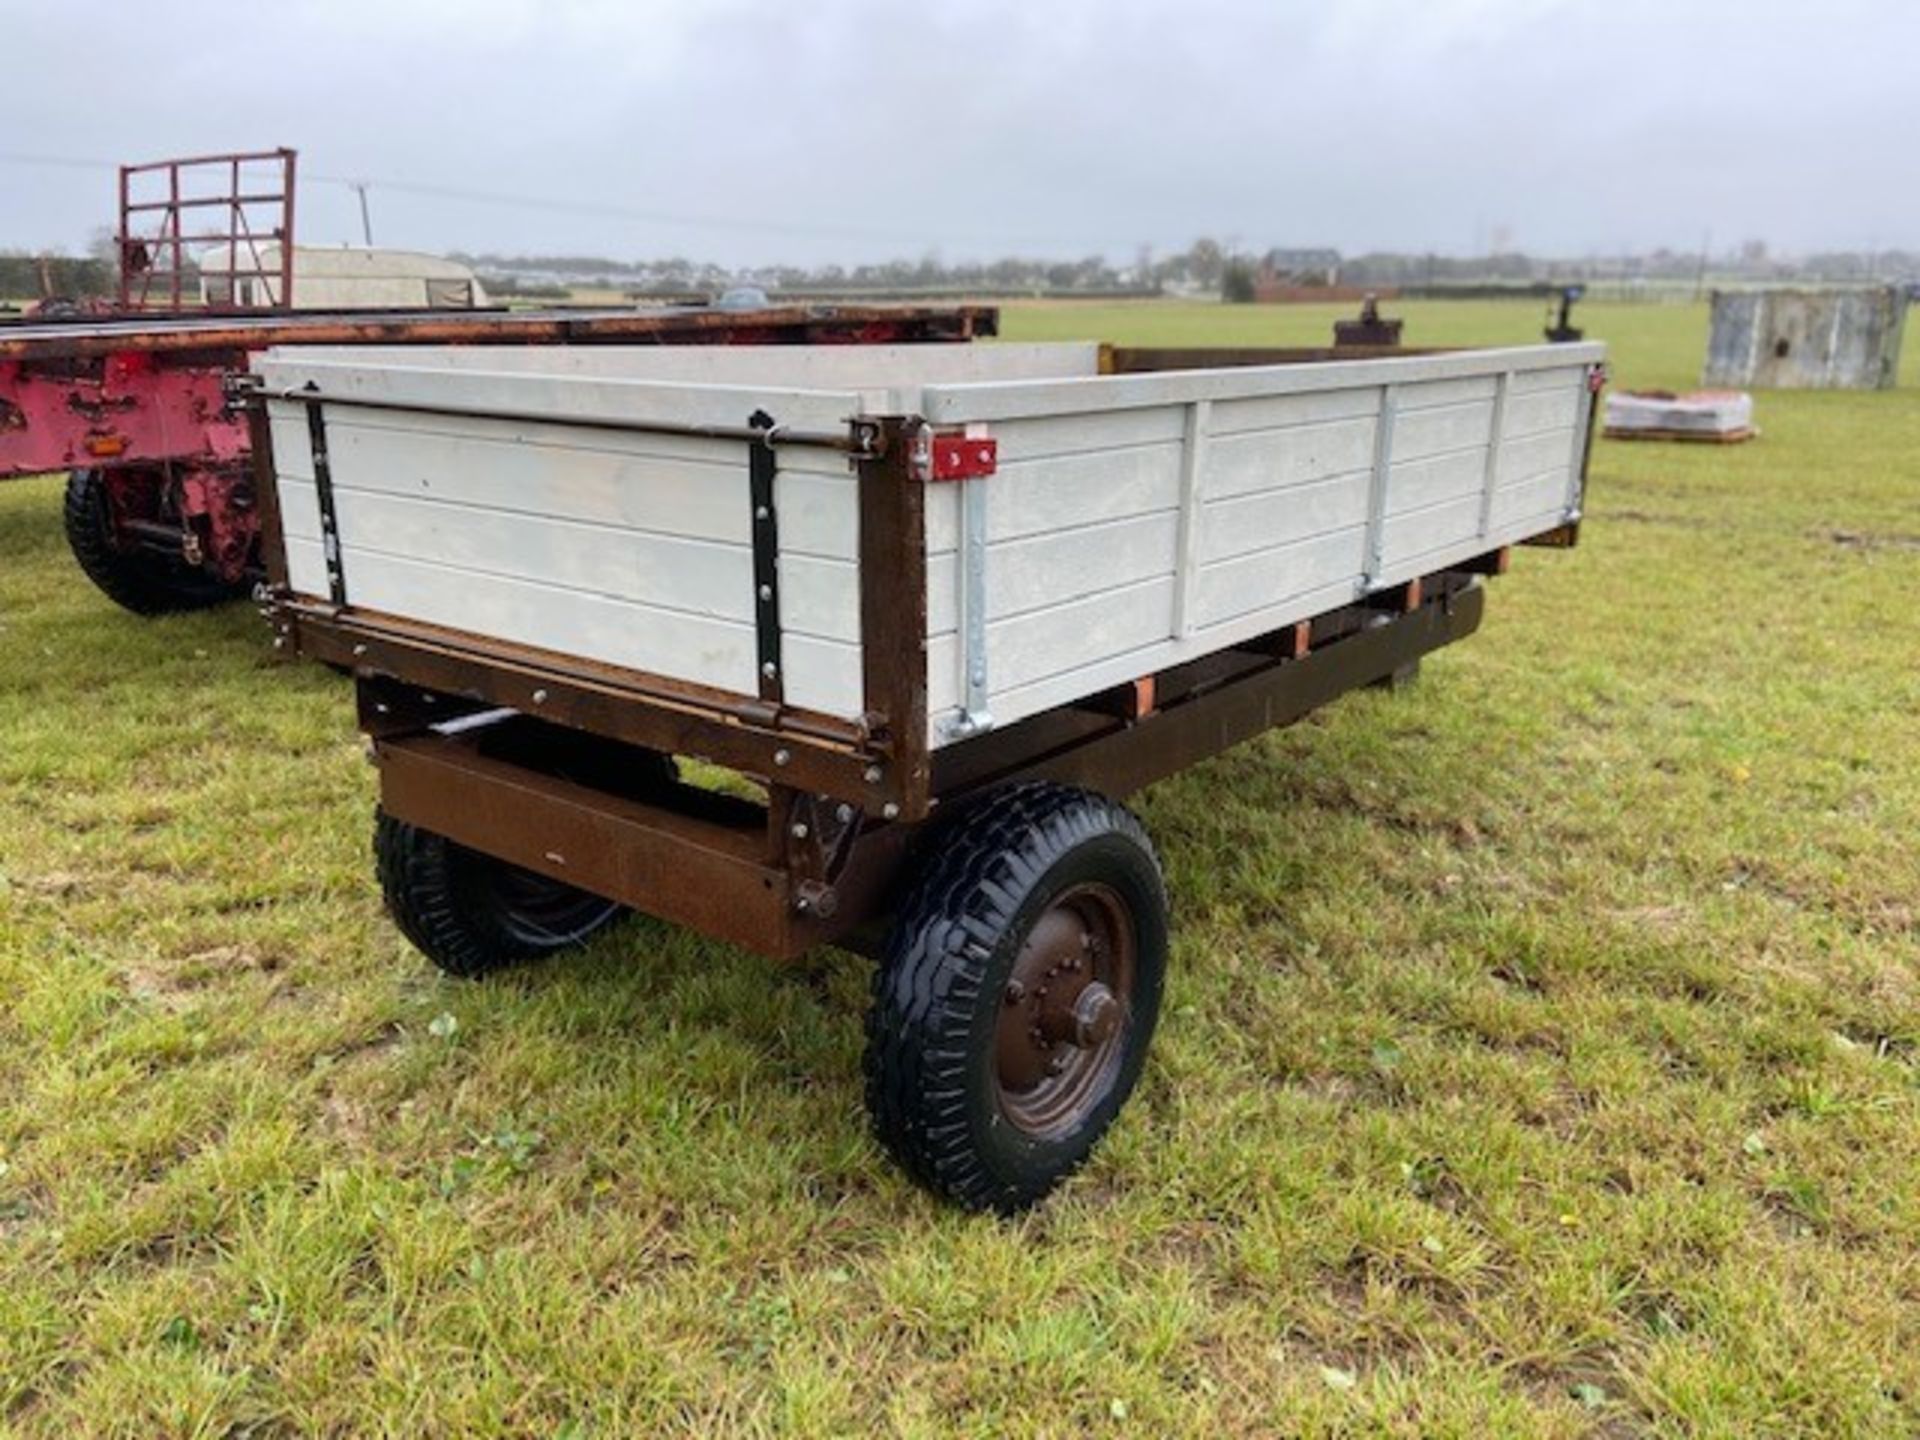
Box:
[0, 148, 996, 612]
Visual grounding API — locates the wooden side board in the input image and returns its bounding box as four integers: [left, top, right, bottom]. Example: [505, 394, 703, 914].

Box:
[921, 347, 1601, 739]
[257, 342, 1603, 753]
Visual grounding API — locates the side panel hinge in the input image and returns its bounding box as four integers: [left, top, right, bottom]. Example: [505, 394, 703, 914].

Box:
[749, 410, 783, 704]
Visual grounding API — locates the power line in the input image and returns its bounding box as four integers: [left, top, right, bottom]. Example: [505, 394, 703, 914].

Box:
[0, 148, 1096, 252]
[297, 168, 1083, 250]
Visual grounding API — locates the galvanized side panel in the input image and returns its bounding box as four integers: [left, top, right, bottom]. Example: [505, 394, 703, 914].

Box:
[923, 406, 1188, 736]
[922, 343, 1606, 423]
[257, 359, 878, 720]
[922, 346, 1600, 746]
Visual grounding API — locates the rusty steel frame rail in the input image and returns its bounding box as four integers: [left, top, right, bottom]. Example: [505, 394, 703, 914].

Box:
[362, 563, 1494, 962]
[375, 734, 862, 958]
[284, 600, 900, 808]
[1102, 344, 1441, 373]
[0, 304, 998, 364]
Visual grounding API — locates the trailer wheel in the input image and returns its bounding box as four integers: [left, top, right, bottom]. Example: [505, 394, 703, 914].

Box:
[866, 783, 1168, 1212]
[62, 468, 242, 614]
[374, 811, 628, 978]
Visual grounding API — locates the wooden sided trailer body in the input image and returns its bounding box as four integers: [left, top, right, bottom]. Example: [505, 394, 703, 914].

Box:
[250, 337, 1605, 1211]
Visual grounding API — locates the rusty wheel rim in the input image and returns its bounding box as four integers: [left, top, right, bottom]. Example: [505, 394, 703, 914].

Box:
[993, 881, 1137, 1141]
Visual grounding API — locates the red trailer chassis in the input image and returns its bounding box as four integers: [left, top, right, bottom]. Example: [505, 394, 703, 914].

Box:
[0, 304, 998, 610]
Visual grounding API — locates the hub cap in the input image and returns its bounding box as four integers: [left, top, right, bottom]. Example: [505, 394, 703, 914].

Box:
[993, 881, 1137, 1139]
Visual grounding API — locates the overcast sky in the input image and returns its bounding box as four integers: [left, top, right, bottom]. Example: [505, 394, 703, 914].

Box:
[2, 0, 1913, 267]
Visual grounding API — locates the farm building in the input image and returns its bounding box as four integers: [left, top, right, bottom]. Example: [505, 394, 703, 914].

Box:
[201, 244, 489, 310]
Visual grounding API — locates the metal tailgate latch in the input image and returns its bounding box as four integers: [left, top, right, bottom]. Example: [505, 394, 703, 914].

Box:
[911, 422, 997, 742]
[910, 427, 998, 482]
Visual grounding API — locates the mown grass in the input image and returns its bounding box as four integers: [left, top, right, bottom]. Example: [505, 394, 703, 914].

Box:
[1, 300, 1917, 1436]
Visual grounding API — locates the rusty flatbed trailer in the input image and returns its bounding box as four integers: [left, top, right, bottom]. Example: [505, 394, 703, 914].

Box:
[0, 304, 996, 612]
[0, 303, 995, 364]
[252, 337, 1604, 1212]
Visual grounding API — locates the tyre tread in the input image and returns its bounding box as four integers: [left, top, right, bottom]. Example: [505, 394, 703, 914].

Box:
[373, 810, 620, 978]
[864, 782, 1164, 1212]
[62, 469, 242, 614]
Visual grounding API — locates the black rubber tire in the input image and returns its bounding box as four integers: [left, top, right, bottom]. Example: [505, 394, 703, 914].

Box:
[62, 468, 243, 615]
[865, 782, 1168, 1212]
[374, 810, 629, 979]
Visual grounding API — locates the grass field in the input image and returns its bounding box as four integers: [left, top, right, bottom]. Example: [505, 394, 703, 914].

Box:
[1, 300, 1917, 1436]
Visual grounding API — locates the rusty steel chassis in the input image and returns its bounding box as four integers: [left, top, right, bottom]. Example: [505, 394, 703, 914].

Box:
[253, 345, 1591, 964]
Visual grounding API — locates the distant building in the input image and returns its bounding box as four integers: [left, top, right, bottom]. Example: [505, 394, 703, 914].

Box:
[1261, 247, 1343, 282]
[1251, 248, 1382, 303]
[200, 244, 489, 309]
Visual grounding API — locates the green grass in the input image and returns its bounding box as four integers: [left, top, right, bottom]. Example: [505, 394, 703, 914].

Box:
[2, 300, 1918, 1436]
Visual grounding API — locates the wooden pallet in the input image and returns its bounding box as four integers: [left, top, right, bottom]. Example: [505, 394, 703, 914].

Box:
[1603, 425, 1756, 444]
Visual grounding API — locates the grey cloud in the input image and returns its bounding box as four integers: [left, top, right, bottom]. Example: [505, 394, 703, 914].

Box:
[1, 0, 1913, 263]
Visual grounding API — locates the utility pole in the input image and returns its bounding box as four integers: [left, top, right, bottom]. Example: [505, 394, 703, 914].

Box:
[351, 182, 374, 246]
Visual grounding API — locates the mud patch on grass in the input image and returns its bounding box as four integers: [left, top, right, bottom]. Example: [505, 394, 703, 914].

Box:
[1606, 509, 1712, 529]
[4, 869, 88, 899]
[1825, 528, 1920, 553]
[179, 943, 282, 975]
[121, 944, 289, 1010]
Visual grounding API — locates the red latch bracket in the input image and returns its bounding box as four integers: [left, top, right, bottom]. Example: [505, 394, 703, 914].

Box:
[928, 433, 997, 481]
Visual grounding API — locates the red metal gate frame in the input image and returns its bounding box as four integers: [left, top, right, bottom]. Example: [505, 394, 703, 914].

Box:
[118, 148, 296, 312]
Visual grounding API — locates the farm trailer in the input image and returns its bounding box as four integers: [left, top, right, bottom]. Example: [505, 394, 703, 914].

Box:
[249, 337, 1606, 1211]
[0, 304, 997, 612]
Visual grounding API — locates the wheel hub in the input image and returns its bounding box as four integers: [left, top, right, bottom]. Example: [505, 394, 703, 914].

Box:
[993, 882, 1137, 1139]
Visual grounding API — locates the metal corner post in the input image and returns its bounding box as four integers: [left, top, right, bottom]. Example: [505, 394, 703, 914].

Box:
[946, 469, 994, 742]
[1477, 371, 1511, 539]
[857, 418, 932, 821]
[1567, 362, 1603, 519]
[236, 377, 290, 592]
[1361, 383, 1399, 592]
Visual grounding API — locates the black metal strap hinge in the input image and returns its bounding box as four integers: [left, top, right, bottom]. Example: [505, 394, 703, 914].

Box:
[303, 391, 347, 606]
[749, 410, 783, 703]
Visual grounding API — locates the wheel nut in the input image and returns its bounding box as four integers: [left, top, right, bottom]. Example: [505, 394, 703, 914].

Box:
[1003, 980, 1025, 1004]
[1071, 983, 1121, 1048]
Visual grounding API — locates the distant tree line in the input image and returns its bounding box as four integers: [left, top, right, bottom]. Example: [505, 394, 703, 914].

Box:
[458, 236, 1920, 297]
[0, 252, 114, 301]
[8, 236, 1915, 307]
